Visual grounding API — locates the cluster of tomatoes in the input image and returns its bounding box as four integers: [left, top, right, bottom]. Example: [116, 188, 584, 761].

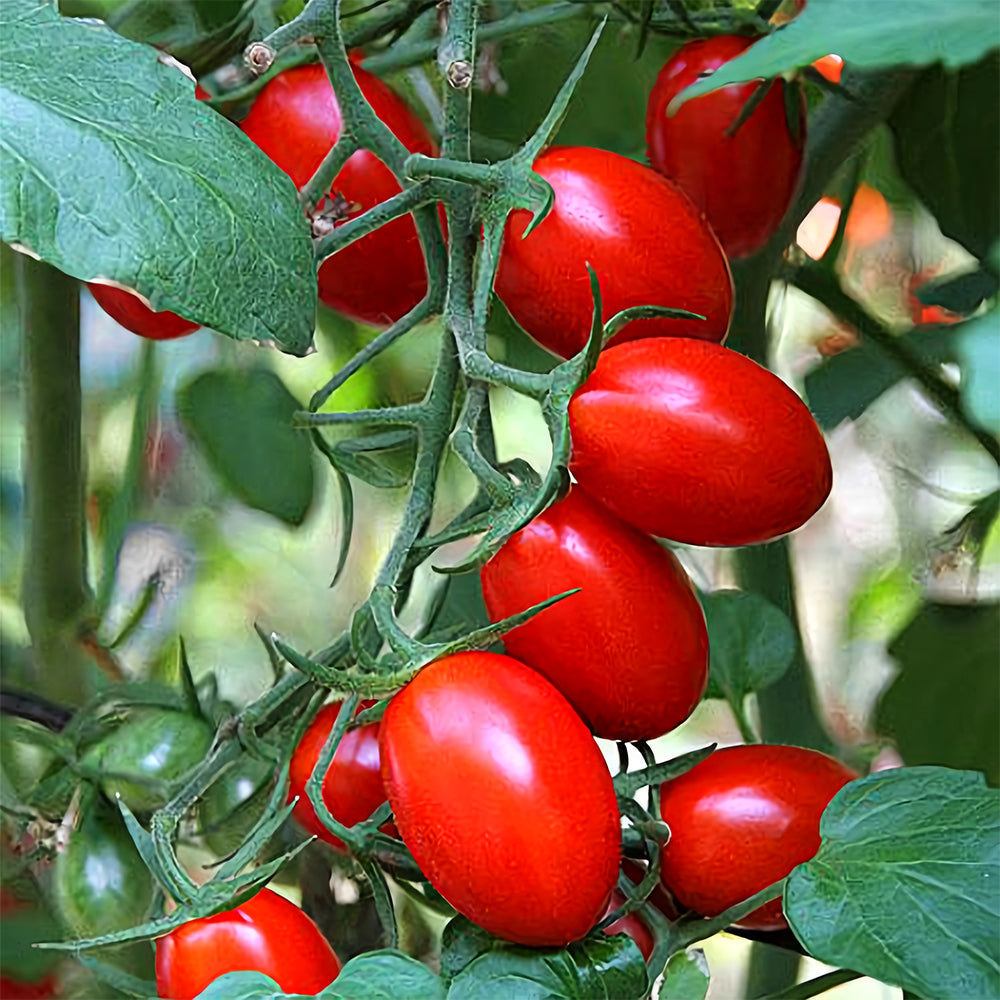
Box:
[141, 28, 863, 1000]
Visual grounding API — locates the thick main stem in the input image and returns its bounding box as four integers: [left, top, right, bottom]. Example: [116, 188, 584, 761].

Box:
[18, 254, 91, 706]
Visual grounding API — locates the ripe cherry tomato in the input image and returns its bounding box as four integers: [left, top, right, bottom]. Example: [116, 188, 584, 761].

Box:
[481, 487, 708, 741]
[812, 54, 844, 84]
[0, 974, 59, 999]
[154, 887, 341, 999]
[493, 146, 733, 358]
[379, 651, 621, 947]
[240, 62, 437, 327]
[568, 338, 832, 547]
[646, 36, 806, 258]
[658, 745, 856, 929]
[87, 283, 199, 341]
[287, 702, 394, 852]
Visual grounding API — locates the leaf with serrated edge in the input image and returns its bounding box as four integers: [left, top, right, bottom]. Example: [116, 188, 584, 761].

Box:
[0, 0, 315, 354]
[786, 767, 1000, 1000]
[673, 0, 1000, 107]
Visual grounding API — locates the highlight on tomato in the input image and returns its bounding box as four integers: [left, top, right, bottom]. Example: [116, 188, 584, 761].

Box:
[645, 35, 806, 258]
[154, 887, 341, 999]
[87, 282, 200, 341]
[481, 486, 708, 742]
[379, 651, 621, 947]
[658, 745, 857, 929]
[287, 701, 393, 852]
[493, 145, 733, 358]
[239, 62, 438, 327]
[568, 337, 833, 547]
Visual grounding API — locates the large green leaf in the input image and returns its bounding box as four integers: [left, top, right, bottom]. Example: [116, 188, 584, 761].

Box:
[192, 952, 445, 999]
[675, 0, 1000, 104]
[177, 367, 316, 526]
[445, 934, 648, 1000]
[0, 0, 315, 355]
[876, 602, 999, 785]
[890, 53, 1000, 260]
[700, 589, 795, 702]
[786, 767, 1000, 999]
[954, 310, 1000, 435]
[804, 326, 955, 429]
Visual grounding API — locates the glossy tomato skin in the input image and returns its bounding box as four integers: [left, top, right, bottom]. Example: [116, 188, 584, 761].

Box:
[87, 283, 199, 340]
[240, 63, 437, 327]
[287, 702, 393, 852]
[380, 651, 620, 947]
[493, 146, 733, 358]
[481, 487, 708, 741]
[568, 338, 833, 547]
[659, 745, 856, 929]
[155, 887, 341, 999]
[646, 36, 806, 258]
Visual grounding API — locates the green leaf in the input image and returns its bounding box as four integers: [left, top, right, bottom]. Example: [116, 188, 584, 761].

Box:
[657, 948, 709, 1000]
[954, 310, 1000, 435]
[786, 767, 1000, 999]
[177, 368, 316, 526]
[0, 0, 315, 355]
[804, 326, 955, 429]
[914, 267, 999, 314]
[876, 602, 999, 785]
[674, 0, 1000, 106]
[890, 54, 1000, 259]
[193, 971, 297, 1000]
[326, 950, 445, 999]
[446, 933, 648, 1000]
[440, 916, 497, 986]
[191, 953, 445, 1000]
[700, 590, 795, 702]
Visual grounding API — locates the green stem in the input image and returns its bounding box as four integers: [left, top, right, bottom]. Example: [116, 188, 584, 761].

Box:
[728, 694, 760, 744]
[18, 254, 91, 706]
[361, 2, 582, 75]
[764, 968, 862, 1000]
[790, 261, 1000, 465]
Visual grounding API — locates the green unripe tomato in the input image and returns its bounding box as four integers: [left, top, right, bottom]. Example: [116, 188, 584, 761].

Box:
[80, 708, 213, 814]
[197, 757, 275, 857]
[54, 797, 155, 938]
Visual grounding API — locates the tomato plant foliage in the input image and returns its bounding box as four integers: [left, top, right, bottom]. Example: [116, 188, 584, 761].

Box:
[2, 0, 999, 999]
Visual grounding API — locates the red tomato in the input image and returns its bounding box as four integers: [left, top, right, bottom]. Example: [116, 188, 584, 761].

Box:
[287, 702, 394, 852]
[87, 283, 199, 341]
[493, 146, 733, 358]
[812, 54, 844, 84]
[379, 651, 620, 947]
[481, 487, 708, 741]
[154, 887, 341, 999]
[646, 36, 806, 258]
[240, 63, 437, 327]
[568, 338, 832, 547]
[602, 890, 653, 961]
[0, 975, 58, 1000]
[658, 745, 856, 930]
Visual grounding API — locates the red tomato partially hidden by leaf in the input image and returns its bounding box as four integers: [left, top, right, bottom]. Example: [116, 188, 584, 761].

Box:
[602, 891, 653, 961]
[812, 54, 844, 84]
[87, 283, 199, 341]
[154, 887, 341, 999]
[288, 702, 394, 852]
[481, 487, 708, 741]
[646, 36, 806, 258]
[568, 338, 832, 547]
[494, 146, 733, 358]
[658, 745, 856, 930]
[240, 63, 438, 327]
[379, 651, 620, 947]
[0, 974, 59, 1000]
